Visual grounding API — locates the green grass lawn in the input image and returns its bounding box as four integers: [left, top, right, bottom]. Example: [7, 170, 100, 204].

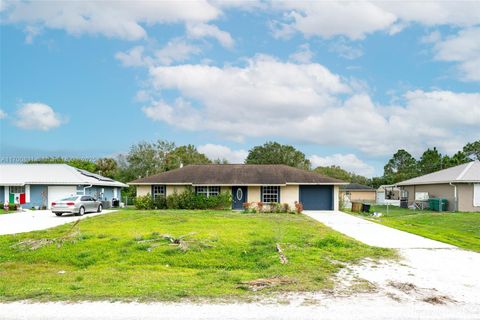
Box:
[345, 205, 480, 252]
[0, 209, 393, 302]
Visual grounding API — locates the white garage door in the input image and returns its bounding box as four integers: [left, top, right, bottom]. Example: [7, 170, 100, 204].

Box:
[47, 186, 77, 209]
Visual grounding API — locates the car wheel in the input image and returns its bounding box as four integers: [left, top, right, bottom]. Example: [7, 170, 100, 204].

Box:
[55, 212, 63, 217]
[97, 204, 103, 213]
[76, 206, 85, 216]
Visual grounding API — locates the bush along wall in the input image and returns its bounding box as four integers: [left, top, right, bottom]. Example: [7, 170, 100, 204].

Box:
[242, 202, 297, 214]
[135, 188, 231, 210]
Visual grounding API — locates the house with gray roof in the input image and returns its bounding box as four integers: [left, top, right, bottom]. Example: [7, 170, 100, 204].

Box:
[129, 164, 347, 211]
[340, 183, 376, 203]
[0, 164, 128, 209]
[397, 161, 480, 212]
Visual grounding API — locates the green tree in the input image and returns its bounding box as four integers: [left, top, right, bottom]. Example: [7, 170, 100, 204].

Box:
[213, 158, 229, 164]
[164, 145, 212, 171]
[314, 165, 370, 185]
[245, 141, 311, 170]
[463, 140, 480, 160]
[442, 151, 469, 168]
[418, 147, 443, 175]
[384, 149, 418, 183]
[126, 140, 175, 179]
[95, 158, 118, 178]
[26, 157, 97, 173]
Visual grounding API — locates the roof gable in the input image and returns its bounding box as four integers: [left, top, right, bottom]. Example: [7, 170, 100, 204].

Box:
[129, 164, 346, 185]
[397, 161, 480, 185]
[0, 164, 128, 187]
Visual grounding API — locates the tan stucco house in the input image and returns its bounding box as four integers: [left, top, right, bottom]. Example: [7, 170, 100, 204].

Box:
[340, 183, 376, 202]
[397, 161, 480, 212]
[129, 164, 346, 211]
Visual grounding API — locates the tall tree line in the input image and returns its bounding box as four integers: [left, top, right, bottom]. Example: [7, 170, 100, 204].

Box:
[26, 139, 479, 192]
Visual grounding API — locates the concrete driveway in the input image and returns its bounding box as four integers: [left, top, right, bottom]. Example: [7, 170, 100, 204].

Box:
[0, 210, 115, 235]
[304, 210, 454, 249]
[304, 210, 480, 314]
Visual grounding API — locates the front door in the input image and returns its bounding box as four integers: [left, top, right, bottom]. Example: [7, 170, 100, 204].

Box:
[232, 186, 247, 210]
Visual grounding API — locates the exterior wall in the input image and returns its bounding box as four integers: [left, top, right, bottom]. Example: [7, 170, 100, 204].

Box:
[166, 185, 187, 196]
[402, 184, 456, 211]
[280, 185, 299, 208]
[136, 185, 151, 197]
[333, 185, 339, 211]
[457, 184, 480, 212]
[247, 186, 261, 203]
[220, 186, 232, 195]
[29, 185, 48, 208]
[340, 191, 376, 202]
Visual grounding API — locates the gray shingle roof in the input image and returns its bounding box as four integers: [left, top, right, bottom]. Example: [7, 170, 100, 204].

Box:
[340, 183, 375, 191]
[0, 164, 128, 187]
[397, 161, 480, 186]
[129, 164, 346, 185]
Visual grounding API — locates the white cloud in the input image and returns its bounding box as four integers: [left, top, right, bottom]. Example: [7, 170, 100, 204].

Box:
[271, 1, 480, 40]
[432, 28, 480, 81]
[141, 55, 480, 156]
[0, 109, 7, 119]
[289, 44, 313, 63]
[198, 144, 248, 163]
[328, 39, 363, 60]
[271, 1, 396, 40]
[186, 23, 234, 48]
[155, 38, 202, 65]
[14, 103, 66, 131]
[115, 46, 150, 67]
[3, 0, 220, 41]
[309, 154, 375, 177]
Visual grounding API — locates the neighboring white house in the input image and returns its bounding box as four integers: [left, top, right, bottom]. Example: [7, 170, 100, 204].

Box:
[0, 164, 128, 209]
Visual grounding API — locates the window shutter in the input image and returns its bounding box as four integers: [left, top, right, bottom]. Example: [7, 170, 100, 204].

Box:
[474, 184, 480, 207]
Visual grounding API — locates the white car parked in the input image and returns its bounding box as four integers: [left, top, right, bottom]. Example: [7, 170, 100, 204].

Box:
[51, 195, 103, 216]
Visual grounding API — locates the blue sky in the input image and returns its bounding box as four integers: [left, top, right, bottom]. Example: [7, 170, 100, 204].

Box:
[1, 1, 479, 177]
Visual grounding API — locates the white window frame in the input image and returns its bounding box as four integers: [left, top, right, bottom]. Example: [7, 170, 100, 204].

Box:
[195, 186, 220, 197]
[474, 184, 480, 207]
[261, 186, 280, 203]
[9, 186, 26, 194]
[152, 185, 166, 199]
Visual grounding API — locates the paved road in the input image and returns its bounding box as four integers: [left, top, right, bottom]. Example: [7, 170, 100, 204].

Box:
[0, 210, 115, 235]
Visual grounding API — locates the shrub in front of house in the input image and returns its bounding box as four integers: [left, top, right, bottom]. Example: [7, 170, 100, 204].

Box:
[166, 189, 231, 210]
[153, 196, 167, 209]
[134, 195, 155, 210]
[242, 202, 295, 214]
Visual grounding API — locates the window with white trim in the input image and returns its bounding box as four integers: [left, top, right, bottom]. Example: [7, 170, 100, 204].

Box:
[474, 184, 480, 207]
[9, 186, 25, 194]
[261, 186, 280, 203]
[195, 186, 220, 197]
[152, 185, 166, 199]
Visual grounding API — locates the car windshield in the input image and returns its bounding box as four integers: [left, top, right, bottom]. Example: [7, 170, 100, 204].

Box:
[60, 196, 78, 201]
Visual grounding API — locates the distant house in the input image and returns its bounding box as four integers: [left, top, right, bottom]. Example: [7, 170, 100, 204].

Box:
[397, 161, 480, 212]
[0, 164, 128, 209]
[376, 184, 401, 205]
[129, 164, 347, 211]
[340, 183, 376, 202]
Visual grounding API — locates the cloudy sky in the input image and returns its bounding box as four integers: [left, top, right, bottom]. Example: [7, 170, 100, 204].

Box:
[1, 1, 479, 177]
